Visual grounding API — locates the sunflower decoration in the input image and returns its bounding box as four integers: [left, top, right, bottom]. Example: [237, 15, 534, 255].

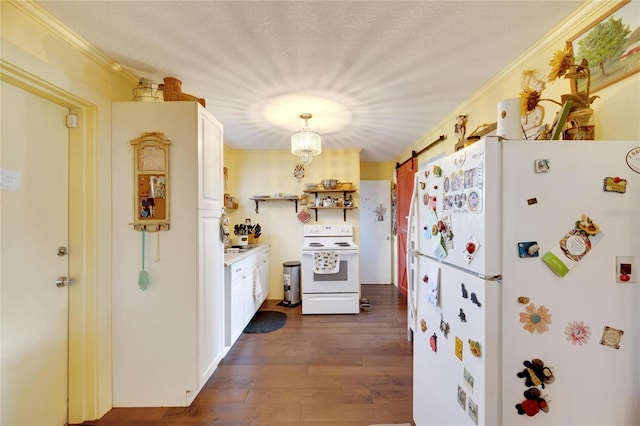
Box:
[520, 70, 547, 116]
[519, 303, 552, 334]
[547, 48, 574, 82]
[547, 48, 599, 110]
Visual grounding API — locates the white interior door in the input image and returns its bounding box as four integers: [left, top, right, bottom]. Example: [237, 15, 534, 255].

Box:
[359, 180, 391, 284]
[1, 81, 70, 425]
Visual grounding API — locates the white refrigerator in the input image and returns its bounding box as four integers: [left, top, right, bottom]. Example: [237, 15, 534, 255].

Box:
[408, 136, 639, 426]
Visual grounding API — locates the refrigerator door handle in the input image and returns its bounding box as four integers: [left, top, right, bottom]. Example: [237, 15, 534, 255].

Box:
[417, 253, 502, 282]
[479, 273, 502, 282]
[406, 174, 420, 334]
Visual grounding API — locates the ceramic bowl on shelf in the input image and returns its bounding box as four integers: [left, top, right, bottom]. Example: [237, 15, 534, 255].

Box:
[322, 179, 339, 189]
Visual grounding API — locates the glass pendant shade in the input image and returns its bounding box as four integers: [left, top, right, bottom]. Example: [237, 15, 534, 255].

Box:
[291, 114, 321, 164]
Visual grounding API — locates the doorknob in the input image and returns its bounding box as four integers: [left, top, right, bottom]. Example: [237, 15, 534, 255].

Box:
[57, 246, 68, 256]
[56, 276, 76, 288]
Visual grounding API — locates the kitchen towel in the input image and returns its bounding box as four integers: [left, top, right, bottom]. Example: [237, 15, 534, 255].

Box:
[313, 251, 340, 274]
[253, 266, 263, 301]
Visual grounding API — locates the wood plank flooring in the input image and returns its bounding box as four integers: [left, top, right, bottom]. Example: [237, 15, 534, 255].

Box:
[81, 284, 414, 426]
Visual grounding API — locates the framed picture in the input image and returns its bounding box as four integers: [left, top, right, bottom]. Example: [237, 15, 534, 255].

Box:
[566, 0, 640, 94]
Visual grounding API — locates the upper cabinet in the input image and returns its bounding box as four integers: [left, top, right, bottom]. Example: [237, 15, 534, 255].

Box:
[199, 111, 224, 213]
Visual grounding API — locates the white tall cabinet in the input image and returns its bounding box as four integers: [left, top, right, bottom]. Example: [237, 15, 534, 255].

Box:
[111, 101, 225, 406]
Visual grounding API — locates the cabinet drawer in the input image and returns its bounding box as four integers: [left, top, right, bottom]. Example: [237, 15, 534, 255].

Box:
[229, 258, 249, 281]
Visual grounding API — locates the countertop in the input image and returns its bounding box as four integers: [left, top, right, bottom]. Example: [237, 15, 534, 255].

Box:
[224, 243, 268, 266]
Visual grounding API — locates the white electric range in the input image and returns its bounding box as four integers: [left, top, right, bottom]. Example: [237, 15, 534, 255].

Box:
[301, 224, 360, 314]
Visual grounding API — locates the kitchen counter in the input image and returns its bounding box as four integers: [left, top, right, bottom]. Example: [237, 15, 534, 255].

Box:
[224, 243, 268, 266]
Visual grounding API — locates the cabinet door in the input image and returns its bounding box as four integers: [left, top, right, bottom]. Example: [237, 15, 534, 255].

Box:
[197, 211, 224, 390]
[242, 268, 255, 325]
[256, 251, 269, 308]
[230, 274, 246, 345]
[198, 108, 223, 213]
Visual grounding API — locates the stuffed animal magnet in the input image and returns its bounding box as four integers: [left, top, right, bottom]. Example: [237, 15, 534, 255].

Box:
[516, 358, 555, 389]
[515, 387, 549, 416]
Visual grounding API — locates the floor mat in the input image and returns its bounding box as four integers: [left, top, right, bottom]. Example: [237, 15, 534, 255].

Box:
[243, 310, 287, 333]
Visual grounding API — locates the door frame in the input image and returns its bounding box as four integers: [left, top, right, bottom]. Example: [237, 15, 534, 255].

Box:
[1, 61, 106, 423]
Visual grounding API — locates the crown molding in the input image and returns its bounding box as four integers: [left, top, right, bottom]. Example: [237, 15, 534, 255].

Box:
[9, 0, 139, 87]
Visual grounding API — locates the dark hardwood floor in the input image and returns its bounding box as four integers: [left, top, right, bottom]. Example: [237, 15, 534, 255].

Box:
[82, 284, 413, 426]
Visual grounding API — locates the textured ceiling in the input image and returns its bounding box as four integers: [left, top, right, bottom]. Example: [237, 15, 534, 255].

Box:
[36, 1, 584, 162]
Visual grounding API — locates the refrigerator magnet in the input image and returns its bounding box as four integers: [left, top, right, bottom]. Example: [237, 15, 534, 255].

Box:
[430, 333, 438, 352]
[468, 339, 481, 357]
[625, 147, 640, 174]
[542, 214, 604, 277]
[463, 368, 475, 389]
[458, 308, 467, 322]
[603, 177, 627, 193]
[518, 241, 539, 258]
[461, 282, 469, 298]
[515, 388, 549, 417]
[457, 385, 467, 410]
[464, 236, 480, 263]
[440, 313, 450, 337]
[455, 336, 463, 360]
[535, 159, 550, 173]
[616, 256, 637, 283]
[468, 398, 479, 424]
[420, 318, 428, 332]
[600, 326, 624, 349]
[516, 359, 555, 388]
[520, 303, 552, 334]
[470, 292, 482, 307]
[565, 320, 591, 346]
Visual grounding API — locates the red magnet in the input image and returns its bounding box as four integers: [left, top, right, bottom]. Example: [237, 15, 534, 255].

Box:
[620, 274, 630, 282]
[430, 333, 438, 352]
[466, 242, 476, 254]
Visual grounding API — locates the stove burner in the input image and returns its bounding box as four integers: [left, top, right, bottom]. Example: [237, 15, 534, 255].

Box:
[335, 242, 351, 247]
[309, 242, 324, 247]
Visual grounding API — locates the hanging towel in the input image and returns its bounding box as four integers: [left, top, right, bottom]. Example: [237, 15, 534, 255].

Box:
[313, 251, 340, 274]
[253, 266, 263, 301]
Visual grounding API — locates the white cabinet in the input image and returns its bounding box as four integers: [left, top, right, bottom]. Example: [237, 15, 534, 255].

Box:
[227, 257, 254, 347]
[111, 101, 224, 407]
[224, 245, 270, 348]
[255, 246, 270, 311]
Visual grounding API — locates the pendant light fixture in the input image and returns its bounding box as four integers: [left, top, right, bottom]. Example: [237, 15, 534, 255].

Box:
[291, 113, 321, 164]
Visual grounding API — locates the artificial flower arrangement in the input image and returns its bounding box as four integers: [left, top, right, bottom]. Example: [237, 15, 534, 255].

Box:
[520, 48, 599, 139]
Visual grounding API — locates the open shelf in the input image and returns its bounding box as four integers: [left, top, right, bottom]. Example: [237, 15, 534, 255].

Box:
[249, 196, 298, 214]
[302, 188, 357, 221]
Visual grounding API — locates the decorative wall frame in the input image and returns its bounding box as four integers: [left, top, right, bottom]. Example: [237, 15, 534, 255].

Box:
[566, 0, 640, 94]
[130, 132, 171, 231]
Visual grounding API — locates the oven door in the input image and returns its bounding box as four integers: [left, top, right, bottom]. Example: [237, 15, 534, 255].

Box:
[301, 249, 359, 293]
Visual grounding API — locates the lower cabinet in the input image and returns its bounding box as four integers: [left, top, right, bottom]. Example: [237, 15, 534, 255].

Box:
[225, 245, 270, 349]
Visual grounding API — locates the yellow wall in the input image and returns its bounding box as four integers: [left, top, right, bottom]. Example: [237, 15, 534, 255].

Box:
[225, 148, 361, 298]
[360, 161, 396, 181]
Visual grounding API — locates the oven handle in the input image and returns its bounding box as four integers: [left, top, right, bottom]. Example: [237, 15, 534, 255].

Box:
[302, 250, 359, 256]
